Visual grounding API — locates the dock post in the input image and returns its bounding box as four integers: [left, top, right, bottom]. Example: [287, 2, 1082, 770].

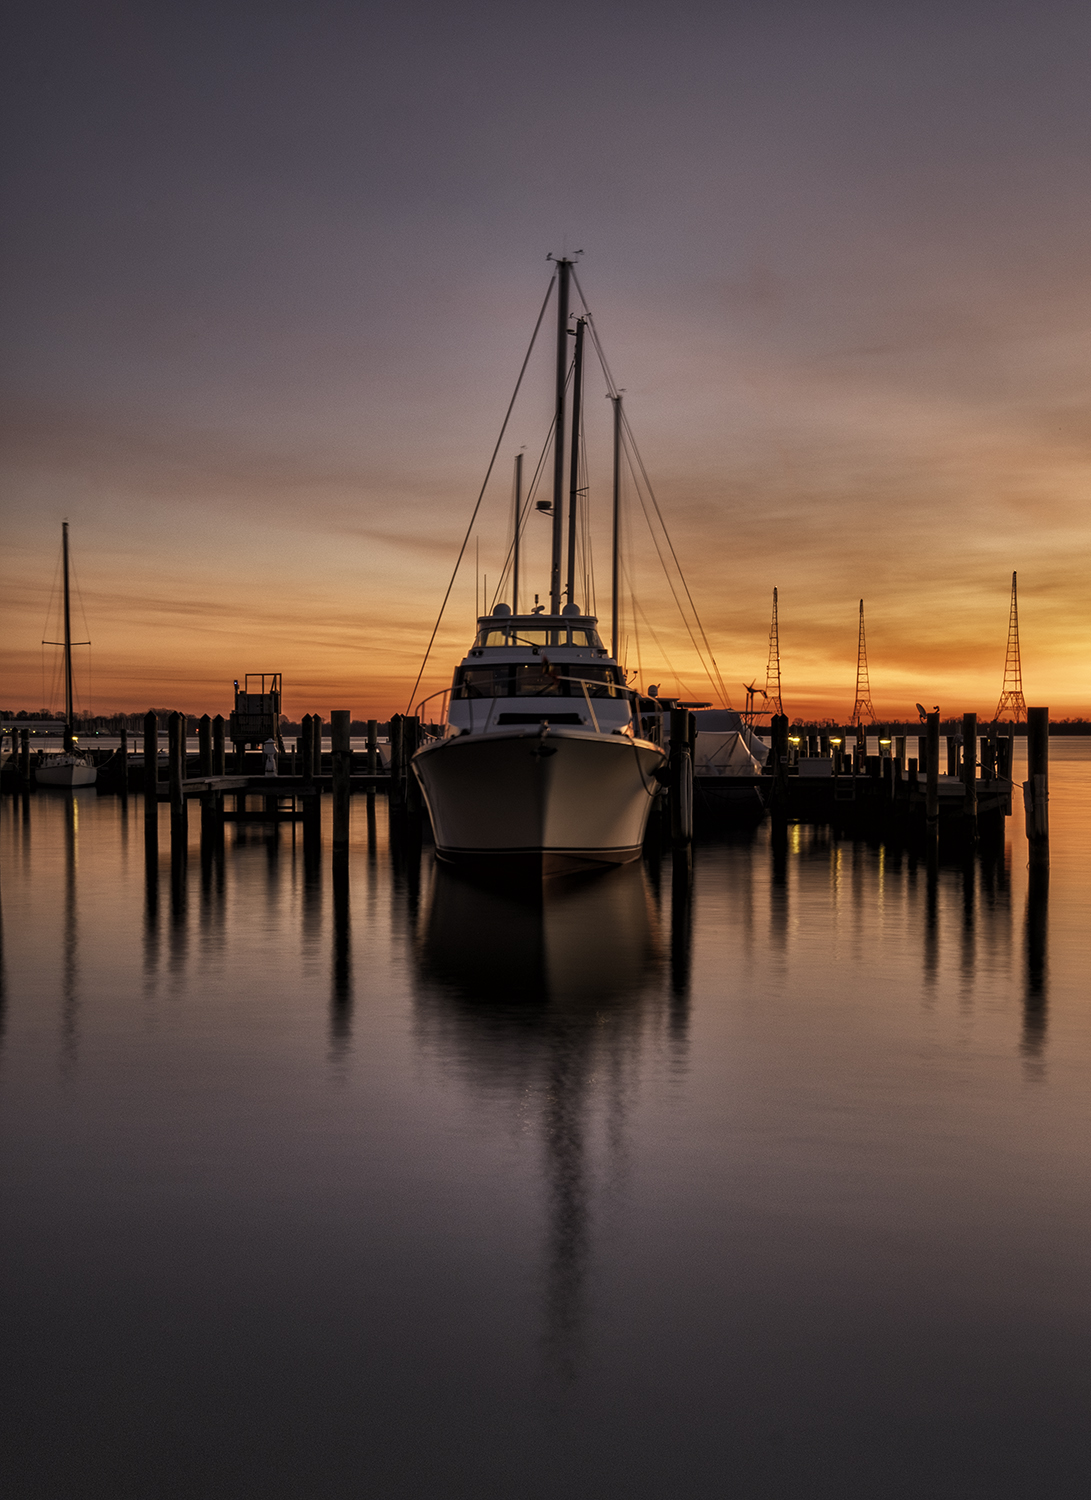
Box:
[198, 714, 212, 777]
[168, 710, 187, 852]
[118, 726, 129, 801]
[143, 710, 159, 850]
[996, 729, 1013, 782]
[404, 716, 422, 816]
[947, 730, 959, 778]
[770, 713, 789, 813]
[331, 709, 351, 852]
[894, 734, 906, 770]
[962, 712, 977, 839]
[389, 715, 404, 810]
[211, 715, 225, 775]
[367, 719, 378, 777]
[19, 727, 30, 781]
[313, 716, 323, 780]
[300, 714, 313, 781]
[669, 707, 693, 846]
[926, 710, 940, 844]
[1025, 707, 1049, 866]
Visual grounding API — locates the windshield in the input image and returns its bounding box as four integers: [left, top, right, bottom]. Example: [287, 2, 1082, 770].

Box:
[474, 624, 604, 648]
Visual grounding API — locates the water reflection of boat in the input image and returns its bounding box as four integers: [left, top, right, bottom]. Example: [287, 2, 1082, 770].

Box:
[415, 858, 666, 1380]
[418, 859, 661, 1008]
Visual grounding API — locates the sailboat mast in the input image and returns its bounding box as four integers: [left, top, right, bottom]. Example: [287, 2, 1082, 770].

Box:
[62, 520, 74, 732]
[565, 318, 585, 610]
[611, 394, 621, 660]
[512, 451, 523, 616]
[549, 257, 571, 614]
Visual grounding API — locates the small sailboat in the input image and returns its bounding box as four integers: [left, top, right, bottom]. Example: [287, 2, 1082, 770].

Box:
[411, 259, 667, 874]
[37, 522, 97, 789]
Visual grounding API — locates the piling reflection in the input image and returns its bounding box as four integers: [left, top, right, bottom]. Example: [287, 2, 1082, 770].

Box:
[1022, 863, 1049, 1073]
[61, 793, 79, 1067]
[414, 860, 665, 1382]
[330, 853, 352, 1051]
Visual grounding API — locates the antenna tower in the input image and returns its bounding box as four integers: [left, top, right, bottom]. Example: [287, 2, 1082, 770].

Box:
[994, 571, 1027, 724]
[851, 599, 875, 724]
[765, 587, 783, 716]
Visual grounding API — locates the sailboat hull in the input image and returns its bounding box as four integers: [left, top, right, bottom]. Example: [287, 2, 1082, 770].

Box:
[413, 729, 664, 874]
[36, 761, 97, 787]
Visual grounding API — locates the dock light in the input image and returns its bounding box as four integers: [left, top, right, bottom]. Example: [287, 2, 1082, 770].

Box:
[830, 737, 843, 746]
[879, 738, 891, 746]
[788, 736, 801, 746]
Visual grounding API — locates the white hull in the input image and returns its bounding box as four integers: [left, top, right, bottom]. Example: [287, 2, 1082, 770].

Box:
[36, 762, 97, 787]
[413, 728, 664, 873]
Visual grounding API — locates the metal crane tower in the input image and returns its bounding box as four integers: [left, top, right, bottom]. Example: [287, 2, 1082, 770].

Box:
[765, 587, 784, 717]
[851, 599, 875, 724]
[994, 571, 1027, 724]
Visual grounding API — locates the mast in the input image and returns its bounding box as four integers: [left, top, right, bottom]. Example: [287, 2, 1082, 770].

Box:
[62, 520, 74, 744]
[512, 451, 523, 616]
[611, 394, 621, 660]
[565, 317, 585, 609]
[549, 257, 571, 614]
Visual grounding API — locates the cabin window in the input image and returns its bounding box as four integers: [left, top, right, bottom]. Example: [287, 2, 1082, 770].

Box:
[454, 664, 621, 699]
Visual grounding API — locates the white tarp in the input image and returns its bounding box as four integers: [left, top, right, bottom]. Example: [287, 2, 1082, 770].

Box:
[694, 730, 764, 777]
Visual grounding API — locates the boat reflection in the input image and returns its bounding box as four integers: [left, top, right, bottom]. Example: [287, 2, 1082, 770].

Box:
[414, 859, 669, 1381]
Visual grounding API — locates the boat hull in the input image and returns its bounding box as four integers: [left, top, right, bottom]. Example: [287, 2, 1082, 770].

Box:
[36, 762, 97, 787]
[413, 729, 664, 874]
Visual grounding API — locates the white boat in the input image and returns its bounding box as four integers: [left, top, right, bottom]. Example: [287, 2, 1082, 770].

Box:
[36, 753, 97, 788]
[413, 606, 665, 874]
[411, 257, 666, 875]
[37, 521, 97, 790]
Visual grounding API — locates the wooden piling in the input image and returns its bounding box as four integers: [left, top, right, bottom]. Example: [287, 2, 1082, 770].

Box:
[118, 726, 128, 800]
[168, 710, 187, 851]
[855, 722, 866, 774]
[926, 710, 940, 841]
[312, 716, 323, 779]
[1025, 707, 1049, 864]
[331, 709, 351, 851]
[947, 732, 959, 777]
[301, 714, 314, 781]
[19, 727, 30, 780]
[143, 710, 158, 844]
[669, 707, 693, 846]
[962, 712, 977, 837]
[996, 730, 1013, 781]
[367, 719, 378, 777]
[389, 714, 404, 810]
[212, 715, 225, 775]
[404, 716, 422, 815]
[770, 713, 789, 810]
[198, 714, 212, 777]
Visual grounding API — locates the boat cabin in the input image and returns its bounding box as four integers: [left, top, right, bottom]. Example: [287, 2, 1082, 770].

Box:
[447, 605, 636, 736]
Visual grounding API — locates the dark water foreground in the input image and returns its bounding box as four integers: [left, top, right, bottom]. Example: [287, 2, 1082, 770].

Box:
[2, 745, 1090, 1499]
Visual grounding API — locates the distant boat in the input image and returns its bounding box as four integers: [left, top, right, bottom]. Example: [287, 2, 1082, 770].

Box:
[36, 522, 96, 789]
[411, 259, 667, 875]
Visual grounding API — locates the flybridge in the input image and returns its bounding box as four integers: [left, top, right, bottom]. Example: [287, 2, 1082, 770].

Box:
[471, 608, 608, 653]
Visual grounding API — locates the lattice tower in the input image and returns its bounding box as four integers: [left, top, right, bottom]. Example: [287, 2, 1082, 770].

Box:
[994, 570, 1027, 724]
[764, 587, 784, 717]
[851, 598, 875, 724]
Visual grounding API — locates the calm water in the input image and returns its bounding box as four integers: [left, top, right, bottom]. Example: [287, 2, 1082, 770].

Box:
[3, 745, 1090, 1498]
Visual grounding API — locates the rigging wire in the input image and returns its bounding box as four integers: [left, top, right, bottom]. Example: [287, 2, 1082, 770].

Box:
[406, 274, 555, 713]
[572, 267, 731, 708]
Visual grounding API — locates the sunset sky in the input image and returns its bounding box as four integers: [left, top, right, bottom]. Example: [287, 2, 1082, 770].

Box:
[3, 1, 1090, 721]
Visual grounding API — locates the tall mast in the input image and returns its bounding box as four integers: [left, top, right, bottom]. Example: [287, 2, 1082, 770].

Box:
[512, 451, 523, 616]
[565, 317, 585, 609]
[62, 520, 73, 733]
[611, 394, 621, 660]
[549, 257, 571, 614]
